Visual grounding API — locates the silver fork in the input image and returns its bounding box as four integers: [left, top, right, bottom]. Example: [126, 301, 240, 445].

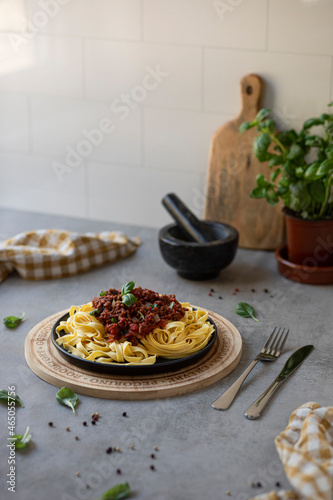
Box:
[212, 327, 289, 410]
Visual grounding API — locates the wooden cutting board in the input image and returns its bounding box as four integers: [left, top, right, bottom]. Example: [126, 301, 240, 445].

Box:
[204, 74, 284, 250]
[24, 309, 242, 400]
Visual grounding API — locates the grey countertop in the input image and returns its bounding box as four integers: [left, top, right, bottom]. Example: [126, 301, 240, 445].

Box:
[0, 208, 332, 500]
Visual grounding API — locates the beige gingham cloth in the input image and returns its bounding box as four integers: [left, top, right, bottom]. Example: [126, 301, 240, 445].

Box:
[252, 402, 333, 500]
[0, 229, 140, 282]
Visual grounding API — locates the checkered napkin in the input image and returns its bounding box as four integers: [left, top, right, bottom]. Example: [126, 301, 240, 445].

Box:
[252, 402, 333, 500]
[0, 229, 140, 282]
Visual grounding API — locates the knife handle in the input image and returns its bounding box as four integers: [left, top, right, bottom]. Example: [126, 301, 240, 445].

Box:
[212, 359, 259, 410]
[244, 378, 282, 420]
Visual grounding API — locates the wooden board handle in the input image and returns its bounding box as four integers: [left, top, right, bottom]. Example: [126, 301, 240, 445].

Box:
[240, 74, 263, 122]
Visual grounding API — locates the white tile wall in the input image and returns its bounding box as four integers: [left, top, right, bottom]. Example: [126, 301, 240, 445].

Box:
[0, 0, 333, 228]
[143, 0, 267, 50]
[26, 0, 141, 40]
[144, 108, 232, 174]
[31, 96, 142, 165]
[85, 40, 202, 110]
[0, 94, 30, 152]
[87, 162, 203, 227]
[0, 152, 86, 217]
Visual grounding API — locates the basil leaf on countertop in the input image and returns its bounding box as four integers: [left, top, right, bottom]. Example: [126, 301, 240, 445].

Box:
[56, 387, 78, 414]
[3, 313, 25, 328]
[235, 302, 259, 322]
[0, 390, 24, 407]
[11, 426, 31, 449]
[100, 482, 131, 500]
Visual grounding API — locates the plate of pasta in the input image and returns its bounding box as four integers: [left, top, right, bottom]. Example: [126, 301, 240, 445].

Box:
[51, 282, 217, 374]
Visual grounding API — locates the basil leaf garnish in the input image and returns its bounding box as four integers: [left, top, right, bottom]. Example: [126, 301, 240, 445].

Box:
[235, 302, 259, 322]
[122, 293, 137, 307]
[11, 426, 31, 449]
[56, 387, 78, 414]
[138, 311, 144, 320]
[3, 313, 25, 328]
[89, 309, 100, 316]
[99, 291, 107, 296]
[121, 281, 136, 295]
[0, 390, 24, 407]
[100, 482, 131, 500]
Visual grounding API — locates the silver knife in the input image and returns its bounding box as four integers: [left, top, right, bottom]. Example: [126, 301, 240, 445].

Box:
[244, 344, 314, 420]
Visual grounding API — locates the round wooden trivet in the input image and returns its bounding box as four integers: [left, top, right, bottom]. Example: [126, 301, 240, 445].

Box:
[25, 309, 242, 400]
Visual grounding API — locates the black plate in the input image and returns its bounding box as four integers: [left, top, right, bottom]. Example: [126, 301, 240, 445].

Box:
[51, 311, 217, 375]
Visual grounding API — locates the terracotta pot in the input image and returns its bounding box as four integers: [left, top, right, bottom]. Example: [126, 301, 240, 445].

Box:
[284, 209, 333, 267]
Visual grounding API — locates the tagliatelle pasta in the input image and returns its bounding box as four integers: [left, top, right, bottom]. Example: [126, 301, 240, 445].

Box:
[55, 302, 215, 365]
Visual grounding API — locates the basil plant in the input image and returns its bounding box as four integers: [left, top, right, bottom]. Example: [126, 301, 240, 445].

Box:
[240, 104, 333, 220]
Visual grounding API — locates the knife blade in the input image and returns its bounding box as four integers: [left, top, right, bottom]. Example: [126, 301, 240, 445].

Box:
[244, 345, 314, 420]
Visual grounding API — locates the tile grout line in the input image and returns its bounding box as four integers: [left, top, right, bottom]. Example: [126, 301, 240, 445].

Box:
[329, 57, 333, 102]
[265, 0, 270, 52]
[141, 107, 145, 168]
[140, 0, 144, 42]
[81, 38, 86, 99]
[201, 47, 205, 112]
[84, 162, 90, 219]
[26, 95, 33, 155]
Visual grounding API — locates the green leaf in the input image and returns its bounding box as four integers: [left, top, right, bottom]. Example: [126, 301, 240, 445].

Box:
[260, 118, 275, 133]
[295, 167, 304, 178]
[253, 133, 271, 162]
[304, 162, 323, 180]
[286, 144, 303, 161]
[265, 187, 279, 206]
[0, 390, 24, 407]
[270, 169, 280, 182]
[89, 309, 100, 316]
[239, 121, 255, 134]
[235, 303, 259, 322]
[121, 281, 136, 296]
[3, 313, 25, 329]
[250, 186, 266, 199]
[308, 181, 325, 203]
[56, 387, 78, 414]
[138, 311, 144, 320]
[100, 482, 131, 500]
[11, 426, 31, 449]
[302, 117, 324, 129]
[256, 174, 267, 188]
[268, 155, 283, 168]
[122, 293, 137, 307]
[317, 158, 333, 175]
[256, 108, 271, 122]
[328, 101, 333, 107]
[99, 291, 107, 296]
[304, 136, 324, 148]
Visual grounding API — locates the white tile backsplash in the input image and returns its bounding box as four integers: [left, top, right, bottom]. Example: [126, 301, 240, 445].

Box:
[268, 0, 333, 56]
[0, 152, 86, 217]
[31, 96, 142, 165]
[0, 93, 30, 152]
[0, 34, 82, 97]
[204, 49, 332, 118]
[1, 0, 333, 228]
[144, 108, 231, 174]
[0, 0, 26, 32]
[26, 0, 141, 40]
[87, 162, 202, 228]
[85, 40, 202, 110]
[143, 0, 267, 50]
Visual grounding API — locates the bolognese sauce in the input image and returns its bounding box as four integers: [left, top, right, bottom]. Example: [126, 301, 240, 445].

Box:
[91, 287, 187, 345]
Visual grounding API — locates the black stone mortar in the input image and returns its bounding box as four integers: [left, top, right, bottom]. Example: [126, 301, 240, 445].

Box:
[159, 221, 238, 280]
